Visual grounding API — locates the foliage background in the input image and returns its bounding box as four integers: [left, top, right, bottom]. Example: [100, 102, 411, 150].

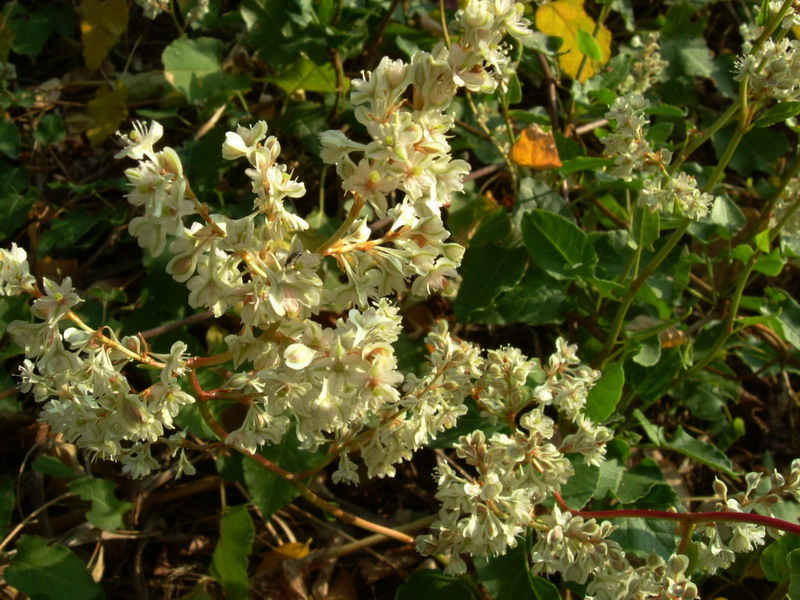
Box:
[1, 0, 800, 598]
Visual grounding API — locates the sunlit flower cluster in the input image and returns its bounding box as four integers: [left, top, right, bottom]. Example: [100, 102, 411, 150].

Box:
[318, 0, 531, 304]
[417, 340, 613, 573]
[735, 37, 800, 101]
[604, 95, 712, 220]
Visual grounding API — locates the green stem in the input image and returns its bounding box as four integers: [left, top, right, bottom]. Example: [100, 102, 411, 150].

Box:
[702, 122, 748, 194]
[675, 254, 757, 384]
[594, 218, 691, 369]
[669, 103, 739, 176]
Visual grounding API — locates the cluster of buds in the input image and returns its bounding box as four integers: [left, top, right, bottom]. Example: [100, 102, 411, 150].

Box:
[603, 95, 712, 220]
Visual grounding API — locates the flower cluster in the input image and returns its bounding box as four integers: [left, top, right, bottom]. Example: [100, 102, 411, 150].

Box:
[0, 244, 36, 296]
[318, 0, 531, 305]
[603, 95, 712, 220]
[1, 246, 195, 478]
[603, 94, 670, 181]
[3, 1, 536, 483]
[692, 461, 800, 572]
[735, 38, 800, 101]
[417, 340, 613, 573]
[771, 176, 800, 251]
[619, 32, 668, 96]
[639, 172, 714, 221]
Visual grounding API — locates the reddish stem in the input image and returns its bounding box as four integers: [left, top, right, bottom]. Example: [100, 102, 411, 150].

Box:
[553, 492, 800, 537]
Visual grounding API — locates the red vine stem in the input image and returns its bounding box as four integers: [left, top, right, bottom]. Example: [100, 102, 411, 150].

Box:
[553, 492, 800, 537]
[188, 370, 415, 545]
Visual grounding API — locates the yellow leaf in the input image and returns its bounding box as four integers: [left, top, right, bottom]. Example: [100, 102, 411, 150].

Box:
[80, 0, 129, 72]
[510, 125, 562, 170]
[256, 540, 312, 573]
[536, 0, 611, 82]
[86, 81, 128, 147]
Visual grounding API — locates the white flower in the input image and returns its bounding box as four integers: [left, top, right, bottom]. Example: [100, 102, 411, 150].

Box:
[284, 343, 316, 370]
[0, 244, 36, 295]
[115, 121, 163, 160]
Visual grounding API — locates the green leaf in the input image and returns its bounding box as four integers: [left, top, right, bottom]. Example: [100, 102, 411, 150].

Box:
[267, 55, 339, 94]
[595, 441, 664, 503]
[732, 243, 754, 263]
[755, 102, 800, 128]
[576, 27, 603, 60]
[493, 265, 571, 326]
[243, 434, 326, 521]
[162, 36, 250, 104]
[521, 209, 597, 280]
[557, 156, 614, 174]
[507, 73, 522, 105]
[558, 459, 599, 510]
[761, 533, 800, 583]
[0, 476, 13, 538]
[789, 549, 800, 600]
[454, 244, 528, 323]
[631, 335, 661, 367]
[609, 517, 678, 560]
[9, 4, 76, 59]
[32, 455, 81, 479]
[631, 207, 659, 251]
[768, 288, 800, 350]
[0, 117, 20, 159]
[68, 478, 133, 531]
[0, 187, 36, 244]
[34, 113, 66, 145]
[709, 195, 745, 238]
[210, 505, 254, 600]
[585, 361, 624, 422]
[713, 124, 791, 176]
[5, 535, 104, 600]
[475, 542, 561, 600]
[395, 569, 477, 600]
[633, 410, 738, 477]
[753, 248, 786, 276]
[624, 348, 684, 406]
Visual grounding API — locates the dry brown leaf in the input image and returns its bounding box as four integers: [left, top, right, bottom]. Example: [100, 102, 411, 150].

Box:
[510, 125, 562, 169]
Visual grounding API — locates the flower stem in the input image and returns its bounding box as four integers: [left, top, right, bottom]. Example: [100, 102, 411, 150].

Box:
[553, 492, 800, 537]
[594, 218, 691, 369]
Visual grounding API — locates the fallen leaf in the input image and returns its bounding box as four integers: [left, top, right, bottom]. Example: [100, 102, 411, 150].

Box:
[536, 0, 611, 82]
[80, 0, 129, 72]
[256, 540, 312, 574]
[510, 125, 562, 169]
[86, 81, 128, 147]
